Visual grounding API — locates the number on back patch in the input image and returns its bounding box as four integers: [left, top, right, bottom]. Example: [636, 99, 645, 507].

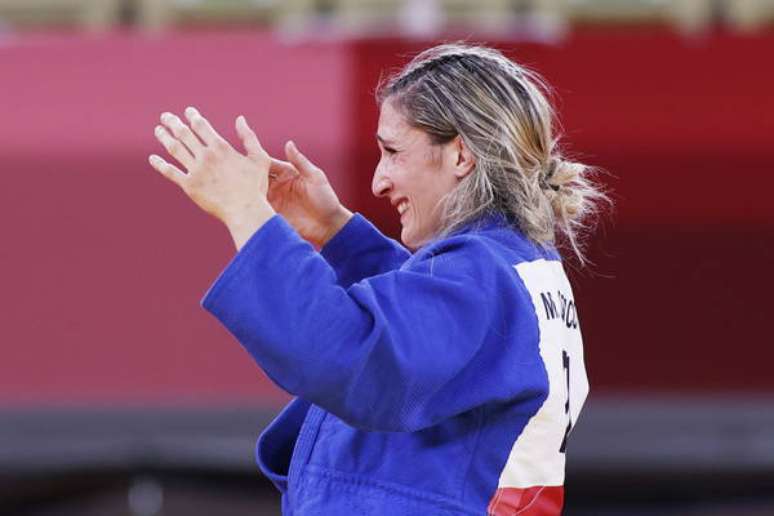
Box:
[559, 349, 572, 453]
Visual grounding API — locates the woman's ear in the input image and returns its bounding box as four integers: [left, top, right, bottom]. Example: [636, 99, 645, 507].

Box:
[452, 135, 476, 179]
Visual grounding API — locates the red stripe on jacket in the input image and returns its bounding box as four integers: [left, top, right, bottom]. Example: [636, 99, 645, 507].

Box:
[487, 486, 564, 515]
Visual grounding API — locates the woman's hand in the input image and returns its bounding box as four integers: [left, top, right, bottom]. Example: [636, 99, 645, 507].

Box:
[267, 142, 352, 248]
[149, 107, 275, 250]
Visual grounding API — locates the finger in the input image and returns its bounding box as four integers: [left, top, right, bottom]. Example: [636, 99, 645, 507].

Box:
[184, 106, 228, 148]
[269, 158, 298, 182]
[160, 112, 204, 157]
[235, 115, 264, 159]
[285, 140, 319, 178]
[154, 125, 194, 169]
[149, 154, 188, 188]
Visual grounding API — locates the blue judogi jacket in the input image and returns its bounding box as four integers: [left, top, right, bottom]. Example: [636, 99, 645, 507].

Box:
[201, 213, 588, 515]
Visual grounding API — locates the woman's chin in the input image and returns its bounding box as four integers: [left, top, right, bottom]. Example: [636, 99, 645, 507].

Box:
[401, 227, 418, 251]
[401, 227, 428, 251]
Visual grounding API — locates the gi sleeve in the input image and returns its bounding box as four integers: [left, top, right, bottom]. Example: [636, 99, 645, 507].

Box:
[201, 215, 517, 433]
[319, 213, 411, 287]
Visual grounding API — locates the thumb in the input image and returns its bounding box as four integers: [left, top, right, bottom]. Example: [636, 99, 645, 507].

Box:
[269, 158, 298, 182]
[235, 115, 264, 158]
[285, 140, 318, 178]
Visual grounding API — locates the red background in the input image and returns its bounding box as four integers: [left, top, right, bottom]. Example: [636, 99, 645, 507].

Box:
[1, 28, 772, 406]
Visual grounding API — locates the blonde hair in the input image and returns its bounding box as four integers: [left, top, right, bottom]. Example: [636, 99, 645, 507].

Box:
[377, 43, 608, 264]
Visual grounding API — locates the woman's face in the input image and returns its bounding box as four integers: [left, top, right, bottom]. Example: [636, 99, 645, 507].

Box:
[372, 99, 470, 250]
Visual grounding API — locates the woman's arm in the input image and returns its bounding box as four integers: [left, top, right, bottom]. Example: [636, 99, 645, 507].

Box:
[319, 214, 411, 287]
[201, 216, 540, 433]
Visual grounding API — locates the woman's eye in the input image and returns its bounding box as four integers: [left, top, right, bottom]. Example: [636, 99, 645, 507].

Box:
[384, 147, 397, 155]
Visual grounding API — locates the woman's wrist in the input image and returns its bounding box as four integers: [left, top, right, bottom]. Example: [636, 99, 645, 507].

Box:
[317, 206, 354, 248]
[226, 200, 276, 251]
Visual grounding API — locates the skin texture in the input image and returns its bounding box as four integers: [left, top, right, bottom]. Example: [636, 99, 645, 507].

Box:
[373, 99, 476, 250]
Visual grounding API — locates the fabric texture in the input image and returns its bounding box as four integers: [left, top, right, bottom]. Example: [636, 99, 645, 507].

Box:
[201, 213, 587, 515]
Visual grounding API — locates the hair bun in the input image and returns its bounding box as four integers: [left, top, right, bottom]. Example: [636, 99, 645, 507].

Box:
[541, 158, 560, 192]
[544, 158, 585, 219]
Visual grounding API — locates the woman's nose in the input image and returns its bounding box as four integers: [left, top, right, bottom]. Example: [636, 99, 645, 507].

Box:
[371, 166, 391, 198]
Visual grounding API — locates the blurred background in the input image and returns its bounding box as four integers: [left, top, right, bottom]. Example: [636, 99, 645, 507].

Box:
[1, 0, 772, 514]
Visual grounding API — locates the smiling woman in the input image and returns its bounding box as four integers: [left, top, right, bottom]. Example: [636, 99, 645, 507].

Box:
[150, 43, 608, 515]
[372, 98, 476, 249]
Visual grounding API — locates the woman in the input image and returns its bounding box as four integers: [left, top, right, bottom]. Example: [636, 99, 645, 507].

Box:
[150, 44, 606, 515]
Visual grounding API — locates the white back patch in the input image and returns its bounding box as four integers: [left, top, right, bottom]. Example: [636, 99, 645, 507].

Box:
[496, 259, 589, 488]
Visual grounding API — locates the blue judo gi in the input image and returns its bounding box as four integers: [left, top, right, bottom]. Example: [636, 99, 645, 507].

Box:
[202, 213, 588, 515]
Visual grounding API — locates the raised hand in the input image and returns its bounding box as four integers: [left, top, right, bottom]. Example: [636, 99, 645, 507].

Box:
[149, 107, 275, 249]
[261, 141, 352, 249]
